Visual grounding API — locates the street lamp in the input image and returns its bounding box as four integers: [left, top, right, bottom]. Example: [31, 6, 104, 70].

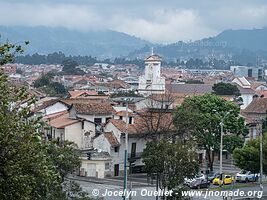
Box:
[257, 119, 264, 192]
[122, 97, 133, 200]
[214, 110, 232, 183]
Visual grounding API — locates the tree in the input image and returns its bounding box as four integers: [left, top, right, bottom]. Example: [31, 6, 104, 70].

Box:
[34, 73, 67, 97]
[62, 59, 85, 75]
[0, 41, 93, 200]
[16, 68, 23, 74]
[142, 139, 199, 200]
[212, 82, 240, 96]
[233, 134, 267, 174]
[173, 94, 247, 171]
[33, 73, 52, 88]
[135, 92, 175, 140]
[223, 135, 244, 154]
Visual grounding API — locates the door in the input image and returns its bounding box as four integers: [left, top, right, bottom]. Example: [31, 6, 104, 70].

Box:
[114, 164, 119, 176]
[131, 143, 136, 158]
[87, 163, 96, 177]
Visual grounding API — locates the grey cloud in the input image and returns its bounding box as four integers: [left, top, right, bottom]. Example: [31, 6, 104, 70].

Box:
[0, 0, 267, 43]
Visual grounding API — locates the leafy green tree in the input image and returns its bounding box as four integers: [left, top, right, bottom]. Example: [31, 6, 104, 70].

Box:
[142, 139, 199, 199]
[212, 82, 240, 96]
[233, 134, 267, 174]
[0, 41, 93, 200]
[16, 68, 23, 74]
[34, 73, 67, 97]
[0, 42, 59, 199]
[62, 59, 85, 75]
[223, 135, 244, 154]
[46, 140, 81, 182]
[173, 94, 247, 171]
[33, 73, 52, 88]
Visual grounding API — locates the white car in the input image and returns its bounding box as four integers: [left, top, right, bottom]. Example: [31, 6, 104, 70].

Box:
[235, 170, 259, 183]
[184, 174, 206, 185]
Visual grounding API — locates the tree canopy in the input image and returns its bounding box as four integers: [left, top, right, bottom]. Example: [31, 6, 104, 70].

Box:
[233, 133, 267, 174]
[142, 139, 199, 199]
[0, 41, 93, 200]
[212, 82, 240, 96]
[62, 59, 85, 75]
[173, 94, 247, 171]
[34, 73, 67, 97]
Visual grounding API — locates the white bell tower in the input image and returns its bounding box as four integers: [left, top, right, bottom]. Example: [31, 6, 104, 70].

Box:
[138, 50, 165, 96]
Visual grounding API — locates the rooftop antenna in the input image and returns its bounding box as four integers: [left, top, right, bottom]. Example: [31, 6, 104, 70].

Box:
[151, 47, 154, 55]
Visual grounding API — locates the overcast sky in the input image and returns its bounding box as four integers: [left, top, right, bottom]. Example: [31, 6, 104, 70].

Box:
[0, 0, 267, 43]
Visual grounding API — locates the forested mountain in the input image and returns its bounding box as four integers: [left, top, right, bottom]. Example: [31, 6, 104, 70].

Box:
[0, 26, 150, 58]
[1, 26, 267, 65]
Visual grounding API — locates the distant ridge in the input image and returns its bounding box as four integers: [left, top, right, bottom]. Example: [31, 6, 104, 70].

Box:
[129, 27, 267, 64]
[1, 26, 267, 64]
[0, 26, 151, 58]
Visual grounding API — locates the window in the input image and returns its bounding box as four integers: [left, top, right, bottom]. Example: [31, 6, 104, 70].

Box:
[114, 146, 119, 152]
[94, 118, 102, 124]
[81, 121, 84, 129]
[165, 105, 169, 109]
[106, 117, 111, 123]
[248, 69, 253, 77]
[129, 117, 133, 124]
[119, 116, 123, 120]
[105, 162, 110, 170]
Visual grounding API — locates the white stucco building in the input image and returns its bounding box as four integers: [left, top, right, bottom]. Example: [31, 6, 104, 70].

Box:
[138, 54, 165, 96]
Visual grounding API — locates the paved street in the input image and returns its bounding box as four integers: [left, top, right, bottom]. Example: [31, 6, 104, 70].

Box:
[69, 175, 267, 200]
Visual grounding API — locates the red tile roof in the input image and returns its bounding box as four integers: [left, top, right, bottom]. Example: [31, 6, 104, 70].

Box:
[243, 97, 267, 114]
[43, 110, 68, 120]
[49, 113, 80, 128]
[69, 90, 98, 98]
[104, 132, 120, 147]
[72, 102, 115, 115]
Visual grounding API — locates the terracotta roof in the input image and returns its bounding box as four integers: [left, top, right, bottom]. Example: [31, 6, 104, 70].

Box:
[49, 113, 80, 128]
[62, 97, 108, 105]
[243, 97, 267, 114]
[72, 103, 115, 115]
[240, 111, 257, 125]
[43, 110, 68, 120]
[104, 132, 120, 147]
[32, 99, 60, 113]
[69, 90, 98, 98]
[115, 111, 135, 117]
[108, 111, 174, 136]
[236, 85, 255, 94]
[166, 84, 213, 94]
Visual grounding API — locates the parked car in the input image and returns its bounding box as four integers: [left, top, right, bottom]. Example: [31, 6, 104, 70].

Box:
[207, 171, 220, 182]
[184, 174, 206, 186]
[235, 170, 259, 183]
[212, 174, 234, 185]
[189, 179, 210, 189]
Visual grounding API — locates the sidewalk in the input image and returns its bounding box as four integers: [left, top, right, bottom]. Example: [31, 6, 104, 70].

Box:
[66, 175, 151, 187]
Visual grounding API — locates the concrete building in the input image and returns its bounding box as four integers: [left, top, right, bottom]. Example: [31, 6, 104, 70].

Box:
[230, 66, 264, 80]
[232, 77, 256, 109]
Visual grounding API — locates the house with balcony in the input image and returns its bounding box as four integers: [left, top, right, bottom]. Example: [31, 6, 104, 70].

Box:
[91, 108, 174, 177]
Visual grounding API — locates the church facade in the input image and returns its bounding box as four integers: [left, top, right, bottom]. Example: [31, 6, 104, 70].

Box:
[138, 54, 165, 96]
